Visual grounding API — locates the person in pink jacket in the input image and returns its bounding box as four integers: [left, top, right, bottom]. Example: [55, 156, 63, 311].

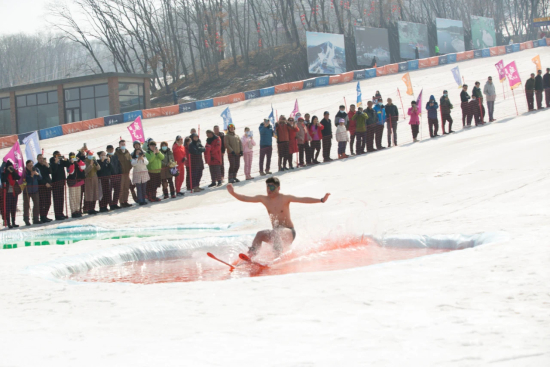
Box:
[408, 101, 421, 142]
[241, 127, 256, 180]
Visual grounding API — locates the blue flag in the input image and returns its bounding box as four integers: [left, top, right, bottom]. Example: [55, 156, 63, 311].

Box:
[22, 131, 40, 164]
[356, 82, 362, 108]
[451, 66, 462, 88]
[268, 106, 275, 125]
[221, 107, 233, 131]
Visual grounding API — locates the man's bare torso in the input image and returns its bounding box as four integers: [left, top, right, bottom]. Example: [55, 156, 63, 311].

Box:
[260, 194, 294, 229]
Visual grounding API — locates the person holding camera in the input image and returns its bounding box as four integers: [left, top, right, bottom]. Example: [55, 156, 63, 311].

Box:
[34, 154, 53, 223]
[172, 135, 187, 196]
[308, 116, 324, 164]
[241, 127, 256, 180]
[425, 95, 440, 138]
[320, 111, 333, 162]
[23, 159, 41, 225]
[131, 145, 150, 205]
[2, 160, 21, 228]
[84, 150, 101, 215]
[50, 150, 71, 220]
[224, 123, 243, 184]
[160, 141, 177, 198]
[66, 152, 86, 219]
[97, 151, 113, 213]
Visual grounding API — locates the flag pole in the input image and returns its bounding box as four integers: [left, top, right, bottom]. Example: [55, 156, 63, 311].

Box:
[344, 97, 347, 111]
[511, 89, 519, 116]
[397, 88, 405, 118]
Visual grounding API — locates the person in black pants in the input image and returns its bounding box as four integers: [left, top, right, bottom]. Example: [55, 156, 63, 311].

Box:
[385, 98, 399, 147]
[543, 68, 550, 108]
[34, 154, 53, 223]
[460, 84, 470, 127]
[49, 150, 71, 220]
[214, 125, 226, 181]
[365, 101, 377, 152]
[320, 111, 333, 162]
[535, 69, 544, 110]
[440, 90, 454, 133]
[525, 74, 536, 111]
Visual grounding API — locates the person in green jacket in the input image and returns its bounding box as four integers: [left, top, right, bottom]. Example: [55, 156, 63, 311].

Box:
[351, 106, 368, 154]
[144, 140, 164, 202]
[435, 45, 440, 56]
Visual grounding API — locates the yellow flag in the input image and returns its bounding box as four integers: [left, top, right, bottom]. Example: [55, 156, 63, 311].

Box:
[402, 73, 414, 96]
[532, 55, 542, 72]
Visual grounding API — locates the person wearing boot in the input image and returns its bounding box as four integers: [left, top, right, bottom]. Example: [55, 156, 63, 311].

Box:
[188, 134, 205, 192]
[2, 161, 21, 228]
[440, 90, 454, 133]
[385, 98, 399, 147]
[205, 130, 223, 187]
[335, 119, 349, 159]
[66, 152, 86, 218]
[160, 141, 176, 198]
[23, 160, 40, 226]
[426, 95, 440, 138]
[97, 151, 112, 213]
[84, 150, 101, 215]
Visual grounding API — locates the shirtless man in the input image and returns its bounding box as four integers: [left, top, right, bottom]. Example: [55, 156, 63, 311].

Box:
[226, 177, 330, 258]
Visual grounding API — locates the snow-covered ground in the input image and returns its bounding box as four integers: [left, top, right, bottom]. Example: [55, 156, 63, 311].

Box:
[1, 48, 549, 366]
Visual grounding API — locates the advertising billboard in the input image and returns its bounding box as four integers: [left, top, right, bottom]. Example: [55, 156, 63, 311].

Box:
[471, 16, 496, 49]
[306, 31, 346, 75]
[398, 21, 429, 60]
[354, 27, 390, 67]
[436, 18, 465, 54]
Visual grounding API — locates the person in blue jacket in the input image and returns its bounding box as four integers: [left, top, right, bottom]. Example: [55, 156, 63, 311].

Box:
[373, 98, 386, 150]
[426, 95, 440, 138]
[258, 118, 274, 175]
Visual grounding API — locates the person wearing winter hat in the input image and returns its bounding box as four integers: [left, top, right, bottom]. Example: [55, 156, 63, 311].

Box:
[160, 141, 176, 198]
[172, 135, 187, 196]
[373, 98, 386, 149]
[334, 105, 349, 129]
[425, 95, 440, 138]
[84, 150, 101, 215]
[440, 90, 454, 134]
[205, 130, 223, 187]
[114, 139, 135, 207]
[320, 111, 333, 162]
[408, 101, 421, 142]
[50, 150, 70, 220]
[131, 144, 149, 205]
[66, 152, 86, 218]
[335, 118, 349, 159]
[224, 123, 243, 183]
[483, 77, 497, 122]
[96, 150, 113, 213]
[145, 140, 164, 201]
[241, 127, 256, 180]
[296, 117, 312, 167]
[188, 133, 205, 192]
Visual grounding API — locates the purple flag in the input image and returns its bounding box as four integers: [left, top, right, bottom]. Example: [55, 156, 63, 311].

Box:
[3, 141, 25, 184]
[289, 99, 300, 119]
[127, 116, 145, 143]
[416, 89, 423, 114]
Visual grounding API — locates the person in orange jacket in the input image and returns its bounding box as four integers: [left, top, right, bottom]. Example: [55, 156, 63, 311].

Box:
[172, 135, 187, 196]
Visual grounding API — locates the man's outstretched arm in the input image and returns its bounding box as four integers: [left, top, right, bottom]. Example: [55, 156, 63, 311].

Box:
[226, 183, 264, 203]
[287, 193, 330, 204]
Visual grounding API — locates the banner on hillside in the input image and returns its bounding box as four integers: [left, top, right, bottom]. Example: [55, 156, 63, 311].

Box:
[416, 89, 423, 114]
[221, 107, 233, 131]
[354, 27, 390, 67]
[3, 141, 25, 184]
[402, 73, 414, 95]
[471, 15, 496, 49]
[289, 99, 300, 119]
[532, 55, 542, 71]
[127, 116, 145, 143]
[495, 60, 506, 82]
[268, 106, 275, 125]
[356, 82, 363, 108]
[306, 31, 346, 75]
[504, 61, 522, 90]
[436, 18, 465, 54]
[398, 21, 429, 59]
[22, 131, 40, 164]
[451, 66, 462, 88]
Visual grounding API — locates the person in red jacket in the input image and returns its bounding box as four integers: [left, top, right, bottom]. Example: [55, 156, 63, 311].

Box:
[172, 135, 187, 196]
[287, 117, 299, 169]
[205, 130, 222, 187]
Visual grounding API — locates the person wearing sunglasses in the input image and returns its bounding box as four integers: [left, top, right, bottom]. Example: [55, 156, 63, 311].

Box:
[226, 177, 330, 258]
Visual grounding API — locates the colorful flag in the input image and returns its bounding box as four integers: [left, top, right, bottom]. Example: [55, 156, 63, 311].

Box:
[22, 131, 40, 164]
[504, 61, 522, 90]
[221, 107, 233, 131]
[402, 73, 414, 96]
[532, 55, 542, 72]
[495, 60, 506, 82]
[289, 99, 300, 119]
[451, 66, 462, 88]
[356, 82, 363, 108]
[416, 89, 423, 114]
[3, 141, 25, 184]
[268, 106, 275, 125]
[127, 116, 145, 143]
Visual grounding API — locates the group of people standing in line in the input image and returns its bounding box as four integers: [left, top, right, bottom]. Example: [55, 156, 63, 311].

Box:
[525, 68, 550, 111]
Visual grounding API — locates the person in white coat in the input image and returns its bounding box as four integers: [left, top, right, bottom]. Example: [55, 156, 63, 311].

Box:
[131, 144, 150, 205]
[483, 76, 497, 122]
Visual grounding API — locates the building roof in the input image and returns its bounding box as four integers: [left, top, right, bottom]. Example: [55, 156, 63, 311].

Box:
[0, 73, 153, 94]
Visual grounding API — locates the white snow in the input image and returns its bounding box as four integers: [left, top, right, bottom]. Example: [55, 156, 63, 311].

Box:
[1, 48, 550, 366]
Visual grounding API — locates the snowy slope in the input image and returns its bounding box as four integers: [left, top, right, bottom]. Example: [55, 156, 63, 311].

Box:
[0, 48, 549, 366]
